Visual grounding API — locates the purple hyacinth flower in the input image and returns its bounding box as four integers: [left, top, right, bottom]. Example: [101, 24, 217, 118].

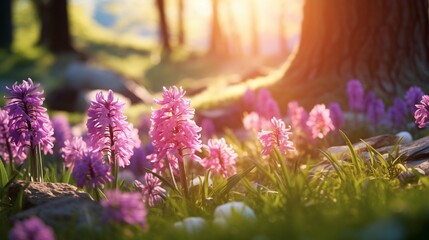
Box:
[135, 174, 166, 207]
[148, 86, 202, 173]
[414, 95, 429, 128]
[287, 101, 309, 132]
[367, 98, 385, 126]
[0, 109, 26, 164]
[328, 102, 344, 130]
[347, 79, 365, 112]
[200, 118, 216, 142]
[242, 87, 256, 112]
[126, 144, 154, 177]
[4, 78, 55, 157]
[102, 190, 148, 228]
[363, 91, 376, 112]
[72, 153, 112, 189]
[50, 114, 72, 151]
[255, 88, 273, 115]
[258, 117, 295, 156]
[8, 216, 55, 240]
[387, 98, 407, 129]
[87, 90, 135, 168]
[60, 136, 88, 168]
[201, 138, 238, 178]
[405, 86, 424, 114]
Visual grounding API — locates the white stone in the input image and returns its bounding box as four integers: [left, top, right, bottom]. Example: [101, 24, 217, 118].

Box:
[396, 131, 413, 144]
[174, 217, 206, 234]
[213, 202, 257, 223]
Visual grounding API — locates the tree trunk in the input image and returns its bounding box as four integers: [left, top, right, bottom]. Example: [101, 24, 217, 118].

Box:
[177, 0, 185, 46]
[225, 0, 242, 56]
[249, 0, 259, 56]
[209, 0, 227, 56]
[156, 0, 171, 55]
[49, 0, 74, 53]
[32, 0, 74, 53]
[270, 0, 429, 109]
[0, 0, 13, 51]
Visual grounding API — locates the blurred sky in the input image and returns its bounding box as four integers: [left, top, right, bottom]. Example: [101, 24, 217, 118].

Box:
[71, 0, 303, 55]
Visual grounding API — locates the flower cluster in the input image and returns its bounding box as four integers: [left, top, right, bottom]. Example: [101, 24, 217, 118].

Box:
[148, 86, 202, 173]
[347, 79, 365, 112]
[201, 138, 238, 178]
[60, 137, 88, 168]
[134, 174, 166, 207]
[4, 79, 54, 156]
[72, 153, 112, 189]
[415, 95, 429, 128]
[51, 114, 72, 150]
[102, 190, 147, 227]
[306, 104, 335, 139]
[87, 90, 135, 168]
[8, 216, 55, 240]
[0, 109, 25, 164]
[258, 117, 295, 156]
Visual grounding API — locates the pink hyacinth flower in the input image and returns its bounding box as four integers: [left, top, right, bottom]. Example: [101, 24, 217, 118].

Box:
[201, 138, 238, 178]
[87, 90, 136, 168]
[415, 95, 429, 128]
[60, 136, 88, 168]
[134, 174, 166, 207]
[258, 117, 295, 156]
[148, 86, 202, 173]
[307, 104, 334, 139]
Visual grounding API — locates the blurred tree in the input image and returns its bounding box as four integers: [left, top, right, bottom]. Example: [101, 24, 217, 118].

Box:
[32, 0, 74, 53]
[270, 0, 429, 108]
[278, 0, 288, 55]
[209, 0, 228, 56]
[0, 0, 13, 51]
[156, 0, 171, 55]
[249, 0, 259, 56]
[225, 0, 243, 56]
[177, 0, 185, 46]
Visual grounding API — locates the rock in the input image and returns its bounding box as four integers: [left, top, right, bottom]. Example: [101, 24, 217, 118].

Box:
[65, 61, 153, 104]
[396, 131, 413, 144]
[174, 217, 206, 234]
[9, 181, 91, 209]
[213, 202, 257, 223]
[8, 181, 102, 229]
[11, 196, 103, 229]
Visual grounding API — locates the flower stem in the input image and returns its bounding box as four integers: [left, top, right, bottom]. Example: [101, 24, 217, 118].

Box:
[178, 156, 189, 199]
[112, 152, 118, 189]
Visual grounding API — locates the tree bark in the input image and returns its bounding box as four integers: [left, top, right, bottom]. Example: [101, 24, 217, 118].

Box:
[0, 0, 13, 51]
[209, 0, 228, 56]
[32, 0, 74, 53]
[49, 0, 74, 53]
[270, 0, 429, 109]
[156, 0, 171, 55]
[177, 0, 185, 46]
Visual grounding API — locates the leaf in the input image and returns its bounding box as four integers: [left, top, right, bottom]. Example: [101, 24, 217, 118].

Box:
[339, 130, 362, 176]
[211, 165, 255, 200]
[61, 166, 73, 183]
[143, 167, 180, 194]
[0, 160, 8, 187]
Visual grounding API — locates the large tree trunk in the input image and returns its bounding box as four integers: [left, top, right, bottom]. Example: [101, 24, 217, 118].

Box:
[0, 0, 13, 51]
[49, 0, 74, 53]
[270, 0, 429, 109]
[177, 0, 185, 46]
[156, 0, 171, 55]
[209, 0, 228, 56]
[32, 0, 74, 53]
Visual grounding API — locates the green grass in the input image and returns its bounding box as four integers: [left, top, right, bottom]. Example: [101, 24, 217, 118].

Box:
[2, 129, 429, 239]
